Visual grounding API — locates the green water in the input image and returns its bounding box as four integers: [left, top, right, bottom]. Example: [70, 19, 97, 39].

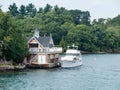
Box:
[0, 54, 120, 90]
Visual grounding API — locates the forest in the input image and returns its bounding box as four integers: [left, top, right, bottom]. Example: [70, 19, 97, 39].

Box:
[0, 3, 120, 63]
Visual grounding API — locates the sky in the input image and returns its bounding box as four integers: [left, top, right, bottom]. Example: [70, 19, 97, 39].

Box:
[0, 0, 120, 20]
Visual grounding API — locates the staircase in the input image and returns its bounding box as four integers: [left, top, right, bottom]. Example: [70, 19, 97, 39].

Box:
[29, 55, 38, 64]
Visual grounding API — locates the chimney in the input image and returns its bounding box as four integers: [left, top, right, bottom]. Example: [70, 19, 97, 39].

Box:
[34, 28, 39, 38]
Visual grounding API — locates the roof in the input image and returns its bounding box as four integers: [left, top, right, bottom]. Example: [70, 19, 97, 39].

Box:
[27, 36, 54, 48]
[26, 36, 32, 41]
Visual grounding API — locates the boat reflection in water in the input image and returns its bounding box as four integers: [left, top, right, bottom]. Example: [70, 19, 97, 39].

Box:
[61, 44, 82, 68]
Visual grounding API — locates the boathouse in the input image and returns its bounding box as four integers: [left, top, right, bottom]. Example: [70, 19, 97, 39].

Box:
[26, 28, 62, 68]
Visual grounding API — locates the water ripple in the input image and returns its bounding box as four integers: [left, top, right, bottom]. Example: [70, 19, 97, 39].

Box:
[0, 54, 120, 90]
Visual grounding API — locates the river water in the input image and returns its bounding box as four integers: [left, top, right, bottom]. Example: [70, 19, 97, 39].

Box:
[0, 54, 120, 90]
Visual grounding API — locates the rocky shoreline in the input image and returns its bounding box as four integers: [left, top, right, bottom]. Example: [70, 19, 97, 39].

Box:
[0, 52, 120, 71]
[0, 65, 26, 71]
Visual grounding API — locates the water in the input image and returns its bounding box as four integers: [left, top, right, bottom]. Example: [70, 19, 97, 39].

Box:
[0, 54, 120, 90]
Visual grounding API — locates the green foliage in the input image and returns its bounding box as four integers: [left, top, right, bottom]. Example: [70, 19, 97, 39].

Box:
[26, 3, 37, 17]
[19, 5, 26, 18]
[106, 15, 120, 26]
[8, 3, 19, 16]
[3, 29, 28, 63]
[70, 10, 90, 25]
[38, 8, 43, 13]
[0, 13, 29, 63]
[5, 3, 120, 53]
[44, 4, 52, 13]
[59, 36, 67, 52]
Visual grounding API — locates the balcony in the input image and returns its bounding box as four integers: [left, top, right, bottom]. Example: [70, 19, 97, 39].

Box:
[29, 47, 62, 54]
[29, 48, 39, 54]
[49, 47, 62, 53]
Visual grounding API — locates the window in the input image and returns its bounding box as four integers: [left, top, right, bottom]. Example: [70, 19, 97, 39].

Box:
[29, 43, 38, 48]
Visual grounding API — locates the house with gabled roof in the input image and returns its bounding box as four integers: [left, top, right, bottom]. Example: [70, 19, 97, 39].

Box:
[26, 28, 62, 68]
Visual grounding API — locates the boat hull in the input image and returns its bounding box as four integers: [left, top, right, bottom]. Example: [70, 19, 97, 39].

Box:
[61, 60, 82, 68]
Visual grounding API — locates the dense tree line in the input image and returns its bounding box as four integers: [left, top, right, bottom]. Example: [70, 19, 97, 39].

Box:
[0, 3, 120, 63]
[7, 3, 91, 43]
[0, 10, 28, 64]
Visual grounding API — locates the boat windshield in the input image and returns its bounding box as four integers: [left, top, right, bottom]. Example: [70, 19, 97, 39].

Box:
[68, 46, 78, 50]
[67, 45, 78, 50]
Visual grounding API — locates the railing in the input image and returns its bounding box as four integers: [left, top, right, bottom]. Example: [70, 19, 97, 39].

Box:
[29, 47, 62, 54]
[49, 47, 62, 53]
[29, 48, 39, 54]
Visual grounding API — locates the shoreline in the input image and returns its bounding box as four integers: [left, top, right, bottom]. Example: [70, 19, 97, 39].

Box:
[0, 52, 120, 71]
[0, 65, 26, 71]
[81, 51, 120, 54]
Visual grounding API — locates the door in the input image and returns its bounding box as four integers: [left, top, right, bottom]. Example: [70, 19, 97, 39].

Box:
[38, 55, 46, 64]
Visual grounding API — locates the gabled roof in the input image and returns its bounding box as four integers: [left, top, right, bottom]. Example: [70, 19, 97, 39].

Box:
[36, 36, 53, 47]
[27, 28, 54, 48]
[27, 36, 54, 48]
[26, 36, 32, 41]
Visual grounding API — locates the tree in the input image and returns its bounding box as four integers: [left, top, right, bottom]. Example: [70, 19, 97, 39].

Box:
[70, 10, 91, 25]
[3, 29, 28, 63]
[8, 3, 19, 16]
[38, 7, 43, 13]
[19, 5, 26, 18]
[80, 11, 91, 25]
[0, 4, 2, 11]
[26, 3, 37, 17]
[0, 10, 3, 58]
[105, 26, 120, 52]
[44, 4, 52, 13]
[59, 36, 67, 52]
[54, 5, 60, 14]
[0, 14, 29, 64]
[0, 10, 4, 19]
[90, 26, 106, 52]
[0, 41, 2, 59]
[107, 15, 120, 26]
[70, 10, 82, 24]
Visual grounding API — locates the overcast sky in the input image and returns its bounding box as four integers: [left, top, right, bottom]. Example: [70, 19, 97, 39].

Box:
[0, 0, 120, 20]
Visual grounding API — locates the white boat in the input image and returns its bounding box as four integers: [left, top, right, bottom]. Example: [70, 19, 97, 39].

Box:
[61, 44, 82, 68]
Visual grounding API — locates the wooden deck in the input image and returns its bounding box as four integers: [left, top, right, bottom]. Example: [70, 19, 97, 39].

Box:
[26, 63, 61, 69]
